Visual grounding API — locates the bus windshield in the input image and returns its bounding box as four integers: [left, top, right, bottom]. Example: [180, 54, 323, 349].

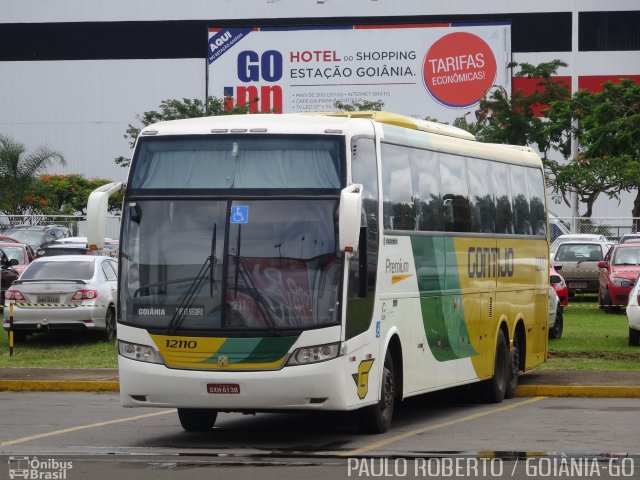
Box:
[120, 199, 342, 333]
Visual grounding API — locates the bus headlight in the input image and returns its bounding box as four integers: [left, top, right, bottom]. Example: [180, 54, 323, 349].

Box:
[287, 342, 340, 366]
[118, 340, 164, 364]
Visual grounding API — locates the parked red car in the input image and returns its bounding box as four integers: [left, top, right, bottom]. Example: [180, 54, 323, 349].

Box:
[0, 241, 34, 275]
[598, 243, 640, 312]
[550, 265, 568, 307]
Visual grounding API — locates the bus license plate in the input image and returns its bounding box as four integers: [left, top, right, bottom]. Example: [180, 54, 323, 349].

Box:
[207, 383, 240, 394]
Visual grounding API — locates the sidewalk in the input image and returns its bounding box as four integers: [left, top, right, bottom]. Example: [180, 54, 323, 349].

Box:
[0, 368, 638, 397]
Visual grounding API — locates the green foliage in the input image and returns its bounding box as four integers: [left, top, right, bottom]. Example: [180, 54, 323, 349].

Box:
[0, 134, 66, 216]
[460, 60, 570, 156]
[28, 174, 121, 216]
[541, 299, 640, 370]
[115, 96, 256, 168]
[0, 327, 117, 368]
[456, 61, 640, 218]
[545, 79, 640, 216]
[333, 100, 385, 112]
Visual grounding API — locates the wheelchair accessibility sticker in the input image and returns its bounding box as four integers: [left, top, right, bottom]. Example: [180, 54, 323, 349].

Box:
[231, 205, 249, 224]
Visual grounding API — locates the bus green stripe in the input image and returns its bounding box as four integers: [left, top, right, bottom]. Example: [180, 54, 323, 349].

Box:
[411, 236, 477, 361]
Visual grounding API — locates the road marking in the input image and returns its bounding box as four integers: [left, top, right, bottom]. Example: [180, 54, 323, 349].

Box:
[0, 409, 176, 447]
[340, 396, 546, 457]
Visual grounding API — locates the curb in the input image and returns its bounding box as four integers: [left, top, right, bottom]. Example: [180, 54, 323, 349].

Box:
[515, 384, 640, 398]
[1, 381, 639, 397]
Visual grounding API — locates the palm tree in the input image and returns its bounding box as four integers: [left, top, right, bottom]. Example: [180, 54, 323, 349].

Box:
[0, 134, 66, 216]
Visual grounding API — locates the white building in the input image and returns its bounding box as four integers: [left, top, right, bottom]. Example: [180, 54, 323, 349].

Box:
[1, 0, 639, 218]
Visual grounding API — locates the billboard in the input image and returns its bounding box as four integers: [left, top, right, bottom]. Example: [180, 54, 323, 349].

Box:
[207, 23, 511, 124]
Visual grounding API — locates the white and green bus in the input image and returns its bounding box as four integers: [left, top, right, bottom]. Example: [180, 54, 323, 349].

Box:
[89, 111, 549, 433]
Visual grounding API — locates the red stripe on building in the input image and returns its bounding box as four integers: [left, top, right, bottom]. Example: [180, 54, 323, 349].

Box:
[512, 75, 640, 116]
[578, 75, 640, 92]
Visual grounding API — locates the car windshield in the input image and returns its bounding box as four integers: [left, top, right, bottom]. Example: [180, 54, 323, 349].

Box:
[613, 247, 640, 265]
[21, 260, 95, 280]
[3, 230, 43, 246]
[555, 244, 603, 262]
[0, 245, 25, 263]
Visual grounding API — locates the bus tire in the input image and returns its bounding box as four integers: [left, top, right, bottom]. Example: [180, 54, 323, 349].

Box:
[629, 327, 640, 346]
[479, 329, 509, 403]
[505, 330, 521, 399]
[177, 408, 218, 432]
[358, 352, 395, 434]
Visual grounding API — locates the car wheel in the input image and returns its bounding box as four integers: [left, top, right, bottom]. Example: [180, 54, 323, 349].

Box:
[104, 308, 116, 342]
[478, 329, 509, 403]
[358, 352, 395, 434]
[549, 307, 564, 339]
[629, 327, 640, 346]
[505, 330, 521, 399]
[603, 291, 614, 314]
[177, 408, 218, 432]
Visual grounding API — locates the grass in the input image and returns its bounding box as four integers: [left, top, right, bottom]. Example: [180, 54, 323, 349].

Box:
[0, 313, 117, 368]
[0, 296, 638, 370]
[542, 294, 640, 370]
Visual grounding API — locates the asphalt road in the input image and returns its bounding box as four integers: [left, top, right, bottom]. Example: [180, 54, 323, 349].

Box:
[1, 391, 638, 480]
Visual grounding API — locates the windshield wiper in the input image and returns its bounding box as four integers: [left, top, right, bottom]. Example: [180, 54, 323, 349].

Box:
[231, 256, 279, 334]
[167, 223, 218, 334]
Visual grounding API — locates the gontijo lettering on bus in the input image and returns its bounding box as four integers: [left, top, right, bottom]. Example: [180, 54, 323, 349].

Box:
[467, 247, 515, 278]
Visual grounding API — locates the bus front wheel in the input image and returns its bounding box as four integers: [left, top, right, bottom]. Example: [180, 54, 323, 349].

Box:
[479, 329, 509, 403]
[358, 352, 395, 434]
[177, 408, 218, 432]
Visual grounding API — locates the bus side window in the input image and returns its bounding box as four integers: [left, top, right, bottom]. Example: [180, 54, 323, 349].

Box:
[439, 153, 471, 233]
[493, 162, 514, 234]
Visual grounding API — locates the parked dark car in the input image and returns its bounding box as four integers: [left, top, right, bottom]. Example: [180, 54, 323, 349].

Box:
[36, 241, 118, 258]
[2, 225, 71, 250]
[0, 248, 20, 308]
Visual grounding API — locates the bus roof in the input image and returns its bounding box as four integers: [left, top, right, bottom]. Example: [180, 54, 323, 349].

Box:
[140, 112, 542, 168]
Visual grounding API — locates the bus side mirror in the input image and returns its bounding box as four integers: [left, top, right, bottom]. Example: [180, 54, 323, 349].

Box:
[339, 184, 363, 254]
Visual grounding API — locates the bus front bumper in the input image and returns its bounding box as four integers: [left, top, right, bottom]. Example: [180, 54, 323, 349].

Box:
[118, 355, 351, 411]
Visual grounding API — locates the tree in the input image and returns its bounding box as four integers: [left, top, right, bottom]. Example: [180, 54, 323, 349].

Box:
[115, 96, 256, 168]
[333, 100, 385, 112]
[27, 174, 122, 216]
[0, 134, 66, 216]
[457, 61, 640, 218]
[463, 60, 570, 156]
[544, 79, 640, 217]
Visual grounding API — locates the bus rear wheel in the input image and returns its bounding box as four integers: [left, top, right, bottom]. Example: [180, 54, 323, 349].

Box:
[177, 408, 218, 432]
[358, 352, 395, 434]
[505, 330, 521, 399]
[479, 329, 509, 403]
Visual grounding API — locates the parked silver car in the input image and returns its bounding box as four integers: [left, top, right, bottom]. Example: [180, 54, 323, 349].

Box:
[552, 241, 612, 295]
[550, 233, 611, 256]
[2, 255, 118, 341]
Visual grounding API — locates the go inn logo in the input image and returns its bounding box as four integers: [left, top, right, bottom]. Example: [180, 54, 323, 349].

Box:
[8, 456, 72, 479]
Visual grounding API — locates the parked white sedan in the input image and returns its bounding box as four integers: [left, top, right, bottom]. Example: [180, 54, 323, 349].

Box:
[625, 277, 640, 345]
[3, 255, 118, 341]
